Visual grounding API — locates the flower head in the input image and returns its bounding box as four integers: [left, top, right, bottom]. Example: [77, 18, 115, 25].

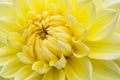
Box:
[0, 0, 120, 80]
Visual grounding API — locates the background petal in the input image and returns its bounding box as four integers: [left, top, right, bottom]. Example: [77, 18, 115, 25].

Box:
[86, 32, 120, 60]
[71, 0, 95, 28]
[0, 2, 16, 17]
[91, 59, 120, 80]
[65, 57, 92, 80]
[85, 9, 118, 41]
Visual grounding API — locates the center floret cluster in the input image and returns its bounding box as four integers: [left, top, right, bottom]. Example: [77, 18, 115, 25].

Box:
[17, 11, 87, 74]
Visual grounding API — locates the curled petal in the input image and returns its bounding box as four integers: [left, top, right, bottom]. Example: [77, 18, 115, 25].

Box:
[49, 56, 67, 69]
[72, 40, 90, 58]
[67, 15, 88, 41]
[32, 61, 52, 74]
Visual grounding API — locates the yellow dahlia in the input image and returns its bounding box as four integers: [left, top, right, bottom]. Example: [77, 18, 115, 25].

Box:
[0, 0, 120, 80]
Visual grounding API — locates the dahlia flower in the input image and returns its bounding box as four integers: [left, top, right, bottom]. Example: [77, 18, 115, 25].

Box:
[0, 0, 120, 80]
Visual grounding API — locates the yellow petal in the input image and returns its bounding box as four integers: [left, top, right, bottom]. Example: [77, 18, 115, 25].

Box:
[0, 58, 23, 78]
[103, 0, 120, 33]
[93, 0, 104, 10]
[67, 15, 88, 40]
[0, 41, 4, 47]
[14, 0, 30, 18]
[0, 17, 22, 44]
[103, 0, 120, 14]
[0, 2, 16, 17]
[14, 65, 32, 80]
[32, 61, 51, 74]
[71, 0, 95, 28]
[17, 52, 35, 64]
[42, 69, 65, 80]
[0, 17, 21, 32]
[85, 9, 118, 41]
[56, 40, 72, 56]
[65, 57, 92, 80]
[42, 39, 61, 57]
[6, 32, 24, 49]
[92, 59, 120, 80]
[114, 58, 120, 68]
[50, 56, 67, 69]
[25, 72, 42, 80]
[46, 0, 68, 15]
[86, 32, 120, 60]
[72, 39, 90, 58]
[0, 55, 16, 66]
[27, 0, 45, 13]
[0, 76, 8, 80]
[0, 46, 18, 56]
[41, 46, 58, 61]
[115, 15, 120, 33]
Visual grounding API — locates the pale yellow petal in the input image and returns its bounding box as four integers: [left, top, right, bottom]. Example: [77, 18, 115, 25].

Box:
[67, 15, 88, 40]
[115, 15, 120, 33]
[56, 40, 72, 56]
[0, 58, 23, 78]
[0, 41, 4, 47]
[103, 0, 120, 14]
[0, 46, 18, 57]
[17, 52, 35, 64]
[0, 0, 13, 2]
[93, 0, 104, 10]
[85, 9, 118, 41]
[25, 72, 42, 80]
[42, 69, 65, 80]
[0, 17, 22, 44]
[49, 56, 67, 69]
[0, 76, 8, 80]
[92, 59, 120, 80]
[14, 65, 32, 80]
[0, 46, 19, 65]
[65, 57, 92, 80]
[103, 0, 120, 33]
[27, 0, 45, 13]
[14, 0, 30, 18]
[0, 17, 20, 32]
[6, 32, 24, 49]
[0, 2, 16, 16]
[32, 61, 51, 74]
[72, 39, 90, 58]
[41, 46, 58, 61]
[104, 0, 120, 35]
[0, 55, 16, 66]
[71, 0, 95, 28]
[86, 32, 120, 60]
[114, 58, 120, 68]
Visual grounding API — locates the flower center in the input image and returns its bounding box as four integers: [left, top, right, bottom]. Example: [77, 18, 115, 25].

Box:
[18, 11, 75, 74]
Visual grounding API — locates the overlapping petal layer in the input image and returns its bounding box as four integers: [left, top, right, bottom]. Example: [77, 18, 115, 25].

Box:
[0, 0, 120, 80]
